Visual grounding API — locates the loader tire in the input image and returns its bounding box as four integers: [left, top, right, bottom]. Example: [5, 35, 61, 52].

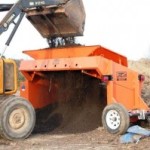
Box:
[102, 103, 130, 135]
[0, 96, 35, 140]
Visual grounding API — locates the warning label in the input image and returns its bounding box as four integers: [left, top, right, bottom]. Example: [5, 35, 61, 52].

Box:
[116, 71, 127, 81]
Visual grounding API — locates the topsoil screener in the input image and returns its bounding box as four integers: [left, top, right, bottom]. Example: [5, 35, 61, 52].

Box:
[0, 0, 149, 140]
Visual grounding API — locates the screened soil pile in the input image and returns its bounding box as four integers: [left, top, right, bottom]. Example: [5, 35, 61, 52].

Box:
[34, 71, 107, 134]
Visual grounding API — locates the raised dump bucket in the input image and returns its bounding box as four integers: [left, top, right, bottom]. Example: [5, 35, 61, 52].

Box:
[26, 0, 85, 38]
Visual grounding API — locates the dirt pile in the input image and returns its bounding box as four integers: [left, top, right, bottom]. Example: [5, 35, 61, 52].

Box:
[129, 58, 150, 106]
[34, 72, 106, 134]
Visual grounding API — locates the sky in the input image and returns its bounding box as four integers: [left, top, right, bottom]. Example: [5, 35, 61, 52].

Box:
[0, 0, 150, 60]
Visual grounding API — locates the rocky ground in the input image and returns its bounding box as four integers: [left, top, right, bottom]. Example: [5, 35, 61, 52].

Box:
[0, 59, 150, 150]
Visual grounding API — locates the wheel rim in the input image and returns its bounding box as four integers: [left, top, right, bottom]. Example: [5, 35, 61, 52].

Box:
[106, 110, 121, 130]
[9, 108, 29, 131]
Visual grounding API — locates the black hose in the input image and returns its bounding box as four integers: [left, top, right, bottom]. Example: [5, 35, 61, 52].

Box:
[0, 4, 14, 12]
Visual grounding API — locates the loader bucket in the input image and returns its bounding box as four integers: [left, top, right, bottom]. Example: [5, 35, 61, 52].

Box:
[26, 0, 85, 38]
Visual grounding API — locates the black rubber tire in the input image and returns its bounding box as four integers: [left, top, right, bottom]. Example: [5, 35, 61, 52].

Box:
[102, 103, 130, 135]
[0, 96, 35, 140]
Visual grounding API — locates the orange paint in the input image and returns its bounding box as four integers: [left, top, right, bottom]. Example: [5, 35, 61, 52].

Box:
[20, 45, 149, 112]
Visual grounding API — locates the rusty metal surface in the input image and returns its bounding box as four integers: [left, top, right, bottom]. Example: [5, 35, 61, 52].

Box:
[26, 0, 85, 38]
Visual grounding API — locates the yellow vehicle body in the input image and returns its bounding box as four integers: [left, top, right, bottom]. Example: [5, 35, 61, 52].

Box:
[0, 58, 17, 95]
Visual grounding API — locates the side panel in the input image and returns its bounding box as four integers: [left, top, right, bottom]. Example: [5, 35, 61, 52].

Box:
[107, 62, 149, 110]
[20, 79, 58, 109]
[0, 59, 17, 95]
[4, 59, 17, 95]
[0, 59, 4, 94]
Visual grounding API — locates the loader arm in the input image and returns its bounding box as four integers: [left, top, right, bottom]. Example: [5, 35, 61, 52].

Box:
[0, 0, 70, 95]
[0, 0, 68, 46]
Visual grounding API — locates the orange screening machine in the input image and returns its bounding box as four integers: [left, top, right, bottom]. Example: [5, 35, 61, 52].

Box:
[0, 0, 150, 140]
[20, 45, 150, 135]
